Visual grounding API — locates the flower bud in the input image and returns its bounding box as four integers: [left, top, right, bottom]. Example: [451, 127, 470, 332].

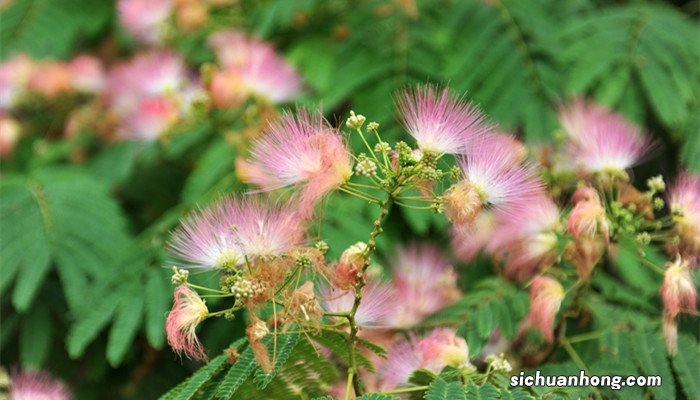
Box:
[442, 180, 483, 226]
[346, 110, 366, 129]
[529, 276, 564, 342]
[333, 242, 367, 289]
[661, 256, 697, 317]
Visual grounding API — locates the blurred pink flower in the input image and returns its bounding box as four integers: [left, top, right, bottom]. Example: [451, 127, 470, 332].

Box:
[27, 62, 72, 98]
[10, 370, 71, 400]
[166, 285, 209, 361]
[528, 276, 564, 342]
[238, 109, 353, 217]
[169, 196, 305, 269]
[118, 0, 173, 45]
[118, 96, 179, 140]
[207, 30, 301, 105]
[559, 99, 651, 173]
[396, 84, 490, 154]
[68, 55, 105, 93]
[387, 244, 460, 328]
[319, 282, 395, 329]
[0, 54, 33, 110]
[567, 186, 609, 243]
[669, 173, 700, 258]
[661, 257, 697, 317]
[451, 210, 497, 262]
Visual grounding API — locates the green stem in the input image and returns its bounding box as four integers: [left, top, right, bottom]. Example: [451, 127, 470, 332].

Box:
[380, 385, 429, 395]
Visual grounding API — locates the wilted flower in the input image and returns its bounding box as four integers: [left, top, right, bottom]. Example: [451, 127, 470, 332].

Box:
[319, 282, 394, 329]
[238, 109, 353, 216]
[661, 257, 697, 317]
[118, 0, 173, 45]
[558, 99, 651, 174]
[396, 84, 489, 154]
[380, 328, 472, 390]
[10, 370, 71, 400]
[166, 285, 209, 361]
[668, 173, 700, 258]
[247, 315, 272, 372]
[567, 187, 610, 243]
[207, 30, 301, 106]
[388, 244, 460, 328]
[529, 276, 564, 342]
[169, 196, 305, 269]
[446, 134, 542, 224]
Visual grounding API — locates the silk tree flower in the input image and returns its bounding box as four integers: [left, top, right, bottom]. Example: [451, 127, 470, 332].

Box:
[332, 242, 368, 289]
[10, 370, 71, 400]
[207, 30, 301, 106]
[668, 173, 700, 257]
[396, 84, 490, 154]
[444, 133, 543, 225]
[169, 196, 305, 269]
[451, 210, 497, 262]
[558, 99, 652, 174]
[319, 282, 395, 329]
[0, 54, 33, 111]
[166, 285, 209, 361]
[661, 257, 697, 317]
[528, 276, 564, 343]
[388, 244, 460, 328]
[238, 109, 353, 217]
[379, 328, 473, 390]
[118, 0, 173, 45]
[489, 196, 561, 281]
[68, 55, 105, 93]
[27, 62, 72, 98]
[104, 51, 201, 140]
[567, 186, 610, 243]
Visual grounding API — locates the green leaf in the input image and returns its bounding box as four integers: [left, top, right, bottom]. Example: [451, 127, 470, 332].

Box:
[254, 333, 300, 389]
[630, 331, 675, 399]
[672, 335, 700, 400]
[66, 291, 121, 358]
[20, 303, 52, 368]
[477, 302, 495, 339]
[106, 284, 145, 367]
[425, 378, 466, 400]
[165, 354, 228, 400]
[499, 387, 534, 400]
[613, 240, 657, 296]
[181, 136, 237, 204]
[465, 382, 498, 400]
[145, 268, 170, 349]
[216, 346, 257, 399]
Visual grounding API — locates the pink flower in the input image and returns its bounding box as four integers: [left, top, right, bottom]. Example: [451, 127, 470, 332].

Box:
[559, 99, 651, 173]
[166, 285, 209, 361]
[27, 62, 72, 98]
[169, 196, 305, 269]
[486, 197, 561, 281]
[332, 242, 368, 289]
[661, 257, 697, 317]
[662, 313, 678, 355]
[0, 54, 33, 111]
[0, 114, 21, 158]
[319, 282, 395, 329]
[451, 210, 497, 262]
[10, 370, 71, 400]
[668, 173, 700, 258]
[68, 55, 105, 93]
[446, 133, 542, 224]
[238, 110, 353, 216]
[387, 244, 460, 328]
[567, 187, 610, 243]
[207, 30, 301, 105]
[118, 96, 179, 140]
[118, 0, 173, 45]
[379, 328, 472, 390]
[528, 276, 564, 342]
[396, 84, 490, 154]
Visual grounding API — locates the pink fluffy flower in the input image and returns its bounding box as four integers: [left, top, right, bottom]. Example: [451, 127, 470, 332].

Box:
[451, 210, 497, 262]
[445, 133, 542, 224]
[388, 244, 460, 328]
[207, 30, 301, 106]
[104, 51, 201, 140]
[169, 196, 305, 269]
[238, 110, 353, 216]
[668, 173, 700, 258]
[661, 257, 697, 317]
[27, 62, 72, 98]
[558, 99, 651, 174]
[10, 370, 71, 400]
[0, 54, 33, 111]
[490, 196, 561, 281]
[379, 328, 472, 390]
[118, 0, 173, 45]
[166, 285, 209, 361]
[528, 276, 564, 342]
[68, 55, 105, 93]
[396, 85, 490, 154]
[319, 282, 395, 329]
[567, 187, 610, 243]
